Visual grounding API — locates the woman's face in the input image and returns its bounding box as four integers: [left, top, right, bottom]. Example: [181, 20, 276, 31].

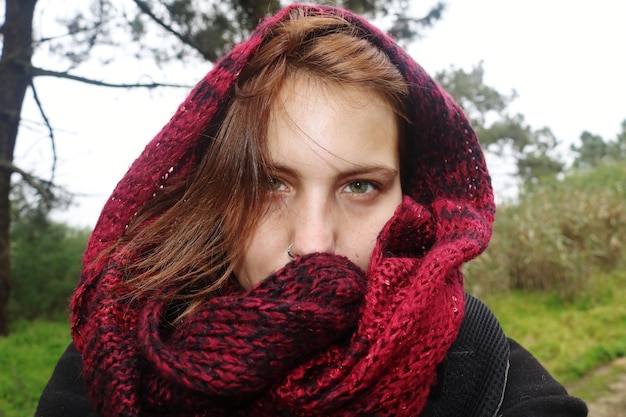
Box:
[235, 76, 403, 289]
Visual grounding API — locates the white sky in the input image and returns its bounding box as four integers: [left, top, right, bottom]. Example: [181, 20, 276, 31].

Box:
[14, 0, 626, 227]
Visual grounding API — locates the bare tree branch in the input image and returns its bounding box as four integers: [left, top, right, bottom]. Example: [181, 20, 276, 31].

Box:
[29, 80, 57, 184]
[35, 16, 108, 44]
[131, 0, 212, 61]
[30, 66, 191, 89]
[0, 160, 54, 206]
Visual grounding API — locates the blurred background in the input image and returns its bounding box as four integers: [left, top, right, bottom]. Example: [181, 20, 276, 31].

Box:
[1, 1, 625, 415]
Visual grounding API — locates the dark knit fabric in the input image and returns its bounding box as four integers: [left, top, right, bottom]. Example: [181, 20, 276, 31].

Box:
[70, 4, 500, 417]
[427, 294, 510, 417]
[499, 340, 588, 417]
[35, 342, 100, 417]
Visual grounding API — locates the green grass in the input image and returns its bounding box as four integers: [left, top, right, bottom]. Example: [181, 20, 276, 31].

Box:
[565, 359, 626, 402]
[482, 269, 626, 401]
[0, 320, 70, 417]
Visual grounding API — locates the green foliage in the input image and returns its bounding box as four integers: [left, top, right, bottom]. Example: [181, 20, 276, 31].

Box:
[571, 118, 626, 169]
[435, 62, 565, 185]
[9, 207, 90, 321]
[435, 61, 515, 133]
[482, 269, 626, 384]
[572, 131, 611, 169]
[465, 161, 626, 300]
[52, 0, 445, 68]
[0, 320, 70, 417]
[129, 0, 280, 62]
[516, 127, 565, 186]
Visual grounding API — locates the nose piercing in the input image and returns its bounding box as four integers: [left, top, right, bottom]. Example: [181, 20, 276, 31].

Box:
[287, 243, 297, 259]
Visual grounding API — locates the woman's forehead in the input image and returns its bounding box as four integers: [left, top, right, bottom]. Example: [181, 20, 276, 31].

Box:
[266, 75, 400, 174]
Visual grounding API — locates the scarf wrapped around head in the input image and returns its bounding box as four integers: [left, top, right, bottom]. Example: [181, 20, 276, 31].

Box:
[71, 4, 495, 417]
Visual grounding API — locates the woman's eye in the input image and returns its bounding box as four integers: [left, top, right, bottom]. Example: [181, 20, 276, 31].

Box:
[268, 177, 287, 191]
[344, 181, 376, 194]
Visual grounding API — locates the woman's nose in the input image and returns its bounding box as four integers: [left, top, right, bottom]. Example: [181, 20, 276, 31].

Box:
[290, 200, 336, 256]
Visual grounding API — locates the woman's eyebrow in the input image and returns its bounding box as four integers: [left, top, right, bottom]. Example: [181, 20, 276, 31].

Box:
[338, 166, 399, 178]
[267, 163, 299, 177]
[269, 163, 398, 179]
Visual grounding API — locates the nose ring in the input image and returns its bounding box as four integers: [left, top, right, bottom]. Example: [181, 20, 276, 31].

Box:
[287, 243, 297, 259]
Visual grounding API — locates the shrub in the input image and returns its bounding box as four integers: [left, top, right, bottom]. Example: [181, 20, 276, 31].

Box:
[9, 216, 90, 321]
[466, 162, 626, 300]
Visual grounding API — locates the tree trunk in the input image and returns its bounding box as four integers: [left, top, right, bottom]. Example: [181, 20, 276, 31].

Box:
[0, 0, 38, 336]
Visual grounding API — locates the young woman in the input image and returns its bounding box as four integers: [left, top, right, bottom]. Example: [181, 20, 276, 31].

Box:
[37, 5, 587, 417]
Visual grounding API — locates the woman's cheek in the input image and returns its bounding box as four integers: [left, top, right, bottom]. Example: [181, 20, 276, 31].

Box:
[235, 226, 287, 290]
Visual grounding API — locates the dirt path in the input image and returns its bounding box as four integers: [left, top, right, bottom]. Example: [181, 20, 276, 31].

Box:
[573, 357, 626, 417]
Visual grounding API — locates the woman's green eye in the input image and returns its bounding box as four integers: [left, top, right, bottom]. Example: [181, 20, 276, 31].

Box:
[268, 177, 285, 191]
[345, 181, 375, 194]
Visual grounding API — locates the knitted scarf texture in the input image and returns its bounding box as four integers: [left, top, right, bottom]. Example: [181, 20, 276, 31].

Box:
[71, 5, 495, 417]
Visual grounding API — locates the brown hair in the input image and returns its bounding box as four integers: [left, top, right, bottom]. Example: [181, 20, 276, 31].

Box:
[119, 9, 410, 319]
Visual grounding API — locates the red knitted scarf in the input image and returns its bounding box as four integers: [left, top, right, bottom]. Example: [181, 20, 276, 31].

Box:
[71, 5, 495, 417]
